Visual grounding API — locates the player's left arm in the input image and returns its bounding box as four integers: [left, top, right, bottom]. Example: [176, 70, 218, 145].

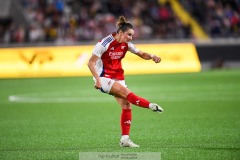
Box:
[135, 50, 161, 63]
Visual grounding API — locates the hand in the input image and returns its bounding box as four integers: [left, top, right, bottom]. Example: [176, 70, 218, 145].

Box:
[151, 55, 161, 63]
[94, 79, 102, 90]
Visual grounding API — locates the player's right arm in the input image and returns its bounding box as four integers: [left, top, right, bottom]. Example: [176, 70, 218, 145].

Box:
[88, 37, 109, 89]
[87, 54, 101, 89]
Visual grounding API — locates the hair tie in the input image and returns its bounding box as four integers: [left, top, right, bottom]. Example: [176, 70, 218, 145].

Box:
[119, 22, 126, 28]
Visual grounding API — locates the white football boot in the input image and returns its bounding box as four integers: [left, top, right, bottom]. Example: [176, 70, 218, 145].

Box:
[149, 103, 163, 113]
[120, 138, 139, 148]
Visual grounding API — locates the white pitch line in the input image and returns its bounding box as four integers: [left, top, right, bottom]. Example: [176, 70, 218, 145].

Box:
[8, 95, 114, 103]
[6, 87, 240, 104]
[8, 94, 240, 103]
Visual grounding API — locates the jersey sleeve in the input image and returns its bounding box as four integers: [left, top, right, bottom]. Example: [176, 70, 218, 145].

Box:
[92, 42, 107, 57]
[128, 42, 140, 54]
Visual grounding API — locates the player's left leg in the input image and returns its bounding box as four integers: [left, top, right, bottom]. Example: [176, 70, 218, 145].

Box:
[110, 81, 163, 112]
[115, 96, 139, 147]
[98, 77, 163, 112]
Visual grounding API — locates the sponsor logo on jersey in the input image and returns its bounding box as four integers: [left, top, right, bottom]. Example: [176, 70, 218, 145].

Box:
[110, 47, 114, 50]
[109, 51, 124, 59]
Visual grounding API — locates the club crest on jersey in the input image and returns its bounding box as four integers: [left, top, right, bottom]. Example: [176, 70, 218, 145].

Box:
[121, 46, 126, 50]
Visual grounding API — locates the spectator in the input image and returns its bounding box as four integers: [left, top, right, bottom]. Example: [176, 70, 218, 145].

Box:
[0, 0, 196, 44]
[180, 0, 240, 38]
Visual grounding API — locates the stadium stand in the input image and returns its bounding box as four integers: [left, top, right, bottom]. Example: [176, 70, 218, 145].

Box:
[0, 0, 239, 44]
[0, 0, 195, 44]
[179, 0, 240, 38]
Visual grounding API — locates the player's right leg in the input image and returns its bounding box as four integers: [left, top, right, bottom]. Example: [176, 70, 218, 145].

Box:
[115, 96, 139, 147]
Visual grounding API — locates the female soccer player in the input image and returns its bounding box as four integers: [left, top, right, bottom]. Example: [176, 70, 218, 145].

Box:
[88, 16, 163, 148]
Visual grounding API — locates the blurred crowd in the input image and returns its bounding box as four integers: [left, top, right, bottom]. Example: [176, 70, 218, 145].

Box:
[0, 0, 239, 44]
[180, 0, 240, 38]
[0, 0, 191, 44]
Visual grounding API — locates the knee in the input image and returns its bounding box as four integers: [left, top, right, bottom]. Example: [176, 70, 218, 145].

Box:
[110, 82, 131, 98]
[119, 87, 131, 98]
[121, 101, 132, 110]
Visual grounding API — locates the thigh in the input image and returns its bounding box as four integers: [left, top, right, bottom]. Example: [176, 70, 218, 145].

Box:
[116, 80, 127, 88]
[110, 81, 131, 98]
[95, 77, 115, 93]
[95, 77, 131, 98]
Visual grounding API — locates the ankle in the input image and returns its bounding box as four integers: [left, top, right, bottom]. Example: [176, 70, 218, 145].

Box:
[121, 135, 129, 141]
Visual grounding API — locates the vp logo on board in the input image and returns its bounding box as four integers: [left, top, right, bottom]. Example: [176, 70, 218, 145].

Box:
[19, 51, 53, 65]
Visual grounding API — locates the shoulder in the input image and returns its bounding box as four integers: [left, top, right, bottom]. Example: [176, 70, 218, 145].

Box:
[93, 34, 114, 57]
[99, 34, 115, 47]
[127, 42, 135, 48]
[128, 42, 140, 54]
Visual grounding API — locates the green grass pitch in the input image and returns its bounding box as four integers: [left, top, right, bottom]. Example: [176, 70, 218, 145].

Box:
[0, 69, 240, 160]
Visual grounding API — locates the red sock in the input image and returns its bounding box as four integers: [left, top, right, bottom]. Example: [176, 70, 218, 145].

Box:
[121, 109, 132, 135]
[126, 92, 150, 108]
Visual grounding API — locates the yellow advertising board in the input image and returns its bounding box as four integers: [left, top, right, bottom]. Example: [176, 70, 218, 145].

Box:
[0, 46, 92, 78]
[0, 43, 201, 78]
[123, 43, 201, 74]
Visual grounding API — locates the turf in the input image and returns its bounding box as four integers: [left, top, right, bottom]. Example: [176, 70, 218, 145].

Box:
[0, 69, 240, 160]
